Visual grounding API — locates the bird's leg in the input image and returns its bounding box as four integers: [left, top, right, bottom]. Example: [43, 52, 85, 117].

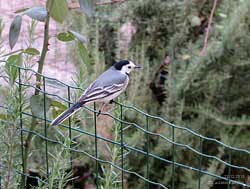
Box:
[97, 102, 107, 116]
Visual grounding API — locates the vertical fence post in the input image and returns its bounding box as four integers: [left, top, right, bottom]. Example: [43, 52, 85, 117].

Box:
[67, 86, 73, 187]
[145, 116, 150, 189]
[227, 149, 232, 189]
[43, 77, 49, 176]
[18, 67, 25, 189]
[93, 103, 99, 189]
[198, 137, 203, 189]
[171, 126, 175, 189]
[120, 104, 124, 189]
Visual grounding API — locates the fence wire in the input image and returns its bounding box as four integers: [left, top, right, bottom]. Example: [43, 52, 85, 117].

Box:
[0, 65, 249, 189]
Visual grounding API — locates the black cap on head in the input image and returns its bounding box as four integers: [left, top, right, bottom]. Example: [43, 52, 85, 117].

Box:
[113, 60, 130, 70]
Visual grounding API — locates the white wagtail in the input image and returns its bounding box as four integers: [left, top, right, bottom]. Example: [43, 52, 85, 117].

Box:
[51, 60, 140, 126]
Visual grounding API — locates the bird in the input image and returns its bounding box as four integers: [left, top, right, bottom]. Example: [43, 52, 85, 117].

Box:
[51, 60, 140, 126]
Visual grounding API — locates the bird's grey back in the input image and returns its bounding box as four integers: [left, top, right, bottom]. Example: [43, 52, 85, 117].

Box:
[78, 66, 128, 103]
[91, 66, 128, 88]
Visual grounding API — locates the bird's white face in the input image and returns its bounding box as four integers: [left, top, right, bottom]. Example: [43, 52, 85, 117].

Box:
[120, 61, 138, 75]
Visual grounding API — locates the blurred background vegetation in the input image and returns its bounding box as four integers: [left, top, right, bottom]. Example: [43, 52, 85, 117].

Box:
[0, 0, 250, 188]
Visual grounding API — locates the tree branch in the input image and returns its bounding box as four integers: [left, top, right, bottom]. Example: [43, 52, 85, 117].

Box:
[68, 0, 128, 9]
[96, 0, 127, 5]
[200, 0, 218, 56]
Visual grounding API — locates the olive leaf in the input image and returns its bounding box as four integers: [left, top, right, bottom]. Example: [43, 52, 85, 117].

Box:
[23, 48, 40, 55]
[51, 100, 67, 110]
[9, 15, 22, 49]
[51, 100, 68, 125]
[30, 95, 51, 118]
[79, 0, 94, 17]
[0, 114, 9, 120]
[77, 41, 92, 72]
[57, 32, 74, 42]
[69, 30, 87, 44]
[5, 54, 22, 85]
[23, 7, 47, 22]
[46, 0, 68, 23]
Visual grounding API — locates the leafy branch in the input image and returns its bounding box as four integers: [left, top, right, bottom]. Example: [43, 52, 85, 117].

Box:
[21, 11, 51, 189]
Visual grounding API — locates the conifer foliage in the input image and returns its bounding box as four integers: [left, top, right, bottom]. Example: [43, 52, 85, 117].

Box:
[113, 0, 250, 188]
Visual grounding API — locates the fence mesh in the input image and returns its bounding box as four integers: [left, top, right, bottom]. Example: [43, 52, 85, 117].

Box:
[0, 65, 250, 189]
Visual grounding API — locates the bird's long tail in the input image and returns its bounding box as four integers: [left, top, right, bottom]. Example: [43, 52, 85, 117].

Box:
[51, 102, 83, 126]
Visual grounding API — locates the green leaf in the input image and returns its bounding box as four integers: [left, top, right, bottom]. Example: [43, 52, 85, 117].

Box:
[51, 100, 67, 110]
[5, 54, 22, 85]
[0, 114, 9, 120]
[24, 7, 47, 22]
[46, 0, 68, 23]
[30, 95, 51, 118]
[77, 41, 92, 72]
[51, 100, 69, 125]
[57, 32, 74, 42]
[9, 15, 22, 49]
[52, 108, 68, 125]
[79, 0, 94, 17]
[219, 13, 227, 18]
[24, 48, 40, 55]
[69, 30, 87, 43]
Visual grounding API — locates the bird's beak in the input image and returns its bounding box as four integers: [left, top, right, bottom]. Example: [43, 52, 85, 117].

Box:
[134, 65, 141, 69]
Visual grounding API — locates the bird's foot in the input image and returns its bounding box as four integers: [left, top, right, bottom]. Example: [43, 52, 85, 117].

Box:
[109, 99, 114, 104]
[97, 110, 101, 117]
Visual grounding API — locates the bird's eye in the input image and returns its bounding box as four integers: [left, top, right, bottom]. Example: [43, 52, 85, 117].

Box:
[128, 66, 131, 69]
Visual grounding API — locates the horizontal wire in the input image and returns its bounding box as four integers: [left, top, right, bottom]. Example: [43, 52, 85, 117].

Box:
[1, 102, 249, 173]
[114, 101, 250, 154]
[1, 107, 249, 187]
[19, 128, 168, 189]
[1, 67, 249, 154]
[1, 66, 250, 188]
[19, 126, 250, 188]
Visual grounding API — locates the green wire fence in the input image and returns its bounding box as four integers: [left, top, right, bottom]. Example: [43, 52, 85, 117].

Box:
[0, 65, 250, 189]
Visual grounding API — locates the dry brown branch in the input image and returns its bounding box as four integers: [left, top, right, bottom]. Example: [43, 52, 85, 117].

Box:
[96, 0, 127, 5]
[68, 0, 127, 9]
[200, 0, 218, 56]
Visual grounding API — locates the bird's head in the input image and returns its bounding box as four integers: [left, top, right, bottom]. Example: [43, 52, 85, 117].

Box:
[113, 60, 140, 75]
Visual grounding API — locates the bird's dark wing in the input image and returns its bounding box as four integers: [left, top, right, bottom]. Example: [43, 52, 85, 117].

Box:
[77, 67, 128, 103]
[78, 83, 125, 103]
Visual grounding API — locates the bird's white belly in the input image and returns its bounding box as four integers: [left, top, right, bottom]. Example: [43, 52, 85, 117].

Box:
[97, 89, 124, 103]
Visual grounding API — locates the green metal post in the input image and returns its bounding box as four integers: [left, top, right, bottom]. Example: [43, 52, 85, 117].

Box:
[67, 86, 73, 186]
[18, 67, 25, 189]
[93, 103, 99, 189]
[120, 104, 124, 189]
[198, 137, 203, 189]
[43, 77, 49, 176]
[146, 116, 149, 189]
[227, 149, 232, 189]
[171, 126, 175, 189]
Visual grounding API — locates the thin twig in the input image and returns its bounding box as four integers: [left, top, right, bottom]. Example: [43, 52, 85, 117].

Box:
[1, 49, 23, 57]
[96, 0, 127, 5]
[200, 0, 218, 56]
[68, 0, 127, 9]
